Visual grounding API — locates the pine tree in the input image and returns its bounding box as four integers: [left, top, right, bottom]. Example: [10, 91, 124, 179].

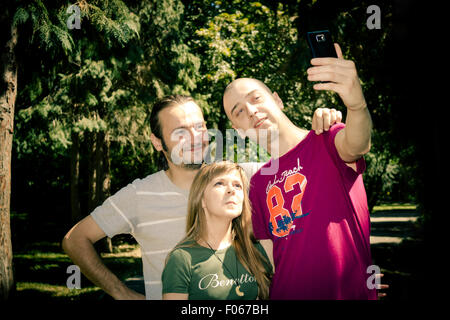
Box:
[1, 0, 141, 298]
[1, 0, 77, 301]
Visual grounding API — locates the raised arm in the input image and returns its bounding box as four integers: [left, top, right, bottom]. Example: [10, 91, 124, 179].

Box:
[307, 43, 372, 162]
[62, 215, 145, 300]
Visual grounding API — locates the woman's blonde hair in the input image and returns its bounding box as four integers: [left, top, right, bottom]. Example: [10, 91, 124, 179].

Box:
[168, 161, 272, 299]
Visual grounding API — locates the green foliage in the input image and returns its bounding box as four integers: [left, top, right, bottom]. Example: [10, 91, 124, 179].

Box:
[83, 0, 140, 48]
[12, 0, 75, 55]
[364, 131, 401, 211]
[133, 0, 201, 102]
[186, 1, 308, 135]
[18, 0, 148, 148]
[15, 99, 70, 153]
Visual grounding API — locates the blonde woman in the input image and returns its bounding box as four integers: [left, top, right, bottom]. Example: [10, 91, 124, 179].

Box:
[162, 161, 273, 300]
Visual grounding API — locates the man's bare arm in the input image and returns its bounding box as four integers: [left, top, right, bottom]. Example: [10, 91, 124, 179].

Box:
[307, 43, 372, 162]
[62, 215, 145, 300]
[335, 105, 372, 163]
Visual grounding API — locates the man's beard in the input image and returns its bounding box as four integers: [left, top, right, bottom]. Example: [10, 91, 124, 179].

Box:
[161, 137, 204, 170]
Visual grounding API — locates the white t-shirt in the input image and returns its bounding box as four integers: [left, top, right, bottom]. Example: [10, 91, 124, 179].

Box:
[90, 163, 262, 300]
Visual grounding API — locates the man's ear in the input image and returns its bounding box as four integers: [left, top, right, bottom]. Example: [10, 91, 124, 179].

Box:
[150, 133, 163, 152]
[273, 92, 284, 110]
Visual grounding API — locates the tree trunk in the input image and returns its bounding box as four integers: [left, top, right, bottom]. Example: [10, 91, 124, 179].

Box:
[101, 133, 111, 200]
[102, 134, 112, 252]
[95, 131, 111, 205]
[87, 131, 97, 213]
[0, 23, 18, 301]
[70, 130, 82, 224]
[94, 131, 112, 253]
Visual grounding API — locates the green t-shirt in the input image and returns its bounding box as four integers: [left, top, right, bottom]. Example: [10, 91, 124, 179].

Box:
[162, 242, 272, 300]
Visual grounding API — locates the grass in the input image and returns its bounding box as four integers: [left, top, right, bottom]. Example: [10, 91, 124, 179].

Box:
[11, 236, 142, 301]
[372, 203, 417, 211]
[16, 282, 103, 300]
[369, 203, 426, 300]
[9, 203, 425, 301]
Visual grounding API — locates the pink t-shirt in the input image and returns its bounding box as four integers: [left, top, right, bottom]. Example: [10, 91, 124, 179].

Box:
[249, 123, 377, 299]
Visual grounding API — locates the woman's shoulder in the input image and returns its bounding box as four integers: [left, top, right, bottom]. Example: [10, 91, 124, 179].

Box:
[168, 242, 196, 260]
[169, 241, 206, 259]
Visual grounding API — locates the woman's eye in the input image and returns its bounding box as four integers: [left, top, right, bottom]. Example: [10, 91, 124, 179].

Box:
[214, 181, 224, 186]
[234, 183, 242, 189]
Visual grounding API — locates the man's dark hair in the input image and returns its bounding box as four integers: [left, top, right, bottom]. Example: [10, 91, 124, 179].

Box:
[150, 95, 195, 140]
[149, 95, 195, 170]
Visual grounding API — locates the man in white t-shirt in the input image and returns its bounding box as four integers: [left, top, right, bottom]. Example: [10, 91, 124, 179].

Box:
[62, 94, 341, 300]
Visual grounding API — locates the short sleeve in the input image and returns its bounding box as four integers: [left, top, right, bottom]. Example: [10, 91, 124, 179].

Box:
[325, 123, 366, 177]
[90, 181, 138, 238]
[162, 249, 192, 294]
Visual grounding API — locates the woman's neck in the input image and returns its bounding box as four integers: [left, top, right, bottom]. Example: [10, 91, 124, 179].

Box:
[201, 219, 233, 250]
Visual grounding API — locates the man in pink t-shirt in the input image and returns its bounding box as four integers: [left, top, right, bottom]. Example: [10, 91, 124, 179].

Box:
[223, 43, 377, 299]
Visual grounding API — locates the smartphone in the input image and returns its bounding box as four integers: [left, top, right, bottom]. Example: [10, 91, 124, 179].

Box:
[306, 30, 337, 58]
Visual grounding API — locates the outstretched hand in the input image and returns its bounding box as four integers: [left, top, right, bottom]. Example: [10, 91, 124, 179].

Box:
[307, 43, 367, 112]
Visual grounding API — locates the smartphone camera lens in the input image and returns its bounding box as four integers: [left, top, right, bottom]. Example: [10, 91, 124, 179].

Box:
[316, 34, 325, 42]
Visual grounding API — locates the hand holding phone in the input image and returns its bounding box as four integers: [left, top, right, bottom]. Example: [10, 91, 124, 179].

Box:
[306, 30, 337, 58]
[307, 42, 367, 112]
